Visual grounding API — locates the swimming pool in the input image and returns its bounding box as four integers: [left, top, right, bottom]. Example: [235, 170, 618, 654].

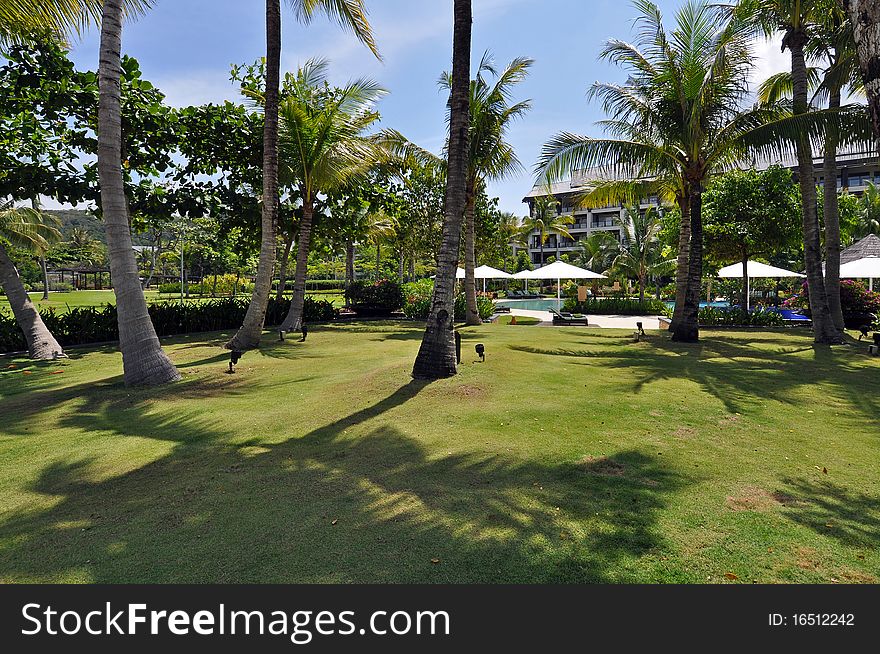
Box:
[664, 301, 731, 309]
[495, 298, 563, 312]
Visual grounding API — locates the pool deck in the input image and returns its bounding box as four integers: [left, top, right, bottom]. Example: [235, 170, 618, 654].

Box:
[508, 309, 664, 330]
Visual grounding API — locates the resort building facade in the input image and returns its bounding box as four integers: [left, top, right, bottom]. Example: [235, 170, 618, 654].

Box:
[521, 148, 880, 266]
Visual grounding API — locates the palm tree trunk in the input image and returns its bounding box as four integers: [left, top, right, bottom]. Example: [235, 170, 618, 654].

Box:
[412, 0, 472, 380]
[280, 197, 314, 332]
[824, 86, 845, 331]
[742, 254, 750, 311]
[226, 0, 281, 351]
[464, 185, 481, 325]
[0, 243, 64, 359]
[790, 35, 842, 344]
[375, 240, 381, 279]
[638, 272, 645, 305]
[39, 256, 50, 300]
[847, 0, 880, 142]
[672, 185, 701, 342]
[670, 192, 691, 332]
[98, 0, 179, 385]
[275, 230, 295, 301]
[345, 239, 355, 304]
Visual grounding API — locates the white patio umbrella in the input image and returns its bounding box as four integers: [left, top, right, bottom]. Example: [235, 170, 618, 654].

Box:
[473, 265, 512, 292]
[522, 260, 606, 305]
[717, 261, 804, 310]
[840, 256, 880, 292]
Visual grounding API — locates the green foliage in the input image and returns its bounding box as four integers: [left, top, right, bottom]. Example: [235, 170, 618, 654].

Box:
[703, 167, 802, 264]
[784, 280, 880, 324]
[562, 297, 667, 315]
[159, 274, 254, 297]
[697, 306, 785, 327]
[347, 279, 404, 316]
[402, 279, 494, 320]
[0, 296, 338, 353]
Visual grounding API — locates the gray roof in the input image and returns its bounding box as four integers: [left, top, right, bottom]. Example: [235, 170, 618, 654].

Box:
[841, 234, 880, 264]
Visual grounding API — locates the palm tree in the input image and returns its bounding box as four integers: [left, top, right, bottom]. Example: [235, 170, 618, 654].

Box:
[758, 10, 862, 331]
[367, 211, 395, 279]
[98, 0, 179, 385]
[0, 205, 65, 359]
[497, 211, 526, 273]
[441, 53, 533, 325]
[844, 0, 880, 138]
[575, 231, 618, 274]
[609, 206, 671, 303]
[538, 0, 868, 342]
[520, 196, 573, 268]
[0, 0, 150, 44]
[275, 60, 386, 332]
[412, 0, 472, 380]
[227, 0, 378, 351]
[857, 181, 880, 237]
[745, 0, 848, 343]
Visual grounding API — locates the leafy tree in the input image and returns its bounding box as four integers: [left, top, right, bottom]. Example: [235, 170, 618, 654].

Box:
[855, 181, 880, 238]
[702, 167, 802, 309]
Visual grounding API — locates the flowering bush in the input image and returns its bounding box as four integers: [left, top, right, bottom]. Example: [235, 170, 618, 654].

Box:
[783, 280, 880, 315]
[402, 279, 495, 321]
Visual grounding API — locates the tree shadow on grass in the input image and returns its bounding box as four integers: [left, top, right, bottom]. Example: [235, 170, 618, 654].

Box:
[776, 477, 880, 549]
[0, 379, 690, 583]
[508, 331, 880, 422]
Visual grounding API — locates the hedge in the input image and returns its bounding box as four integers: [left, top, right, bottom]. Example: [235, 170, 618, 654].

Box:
[0, 296, 337, 354]
[697, 306, 785, 327]
[562, 297, 668, 315]
[402, 279, 495, 321]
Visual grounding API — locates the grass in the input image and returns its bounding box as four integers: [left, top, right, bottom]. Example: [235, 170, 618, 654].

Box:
[0, 289, 348, 311]
[495, 315, 542, 326]
[0, 323, 878, 583]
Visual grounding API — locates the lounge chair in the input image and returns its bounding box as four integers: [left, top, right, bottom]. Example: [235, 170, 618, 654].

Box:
[551, 309, 589, 326]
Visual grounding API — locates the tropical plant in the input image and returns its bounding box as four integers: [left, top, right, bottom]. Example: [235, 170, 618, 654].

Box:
[440, 52, 532, 325]
[412, 0, 472, 380]
[0, 0, 150, 44]
[857, 181, 880, 237]
[573, 231, 618, 274]
[742, 0, 856, 342]
[520, 196, 573, 266]
[538, 0, 869, 342]
[227, 0, 378, 352]
[756, 1, 863, 331]
[0, 205, 65, 358]
[609, 206, 674, 303]
[261, 59, 388, 332]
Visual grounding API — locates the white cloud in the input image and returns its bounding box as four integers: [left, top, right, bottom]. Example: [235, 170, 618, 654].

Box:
[152, 69, 239, 108]
[749, 35, 790, 97]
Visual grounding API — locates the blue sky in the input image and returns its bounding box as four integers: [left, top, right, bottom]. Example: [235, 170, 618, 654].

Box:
[63, 0, 787, 215]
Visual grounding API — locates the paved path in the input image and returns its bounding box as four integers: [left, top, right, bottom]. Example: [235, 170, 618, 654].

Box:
[509, 309, 663, 330]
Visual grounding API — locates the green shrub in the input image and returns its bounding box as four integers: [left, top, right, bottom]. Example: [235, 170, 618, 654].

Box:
[348, 279, 404, 316]
[697, 306, 785, 327]
[402, 280, 495, 321]
[159, 274, 254, 296]
[563, 297, 668, 315]
[0, 296, 338, 354]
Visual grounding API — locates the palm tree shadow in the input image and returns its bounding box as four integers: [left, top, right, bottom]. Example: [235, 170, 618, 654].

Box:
[0, 379, 689, 583]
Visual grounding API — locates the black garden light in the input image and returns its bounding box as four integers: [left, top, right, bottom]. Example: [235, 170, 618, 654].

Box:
[475, 343, 485, 362]
[636, 321, 646, 336]
[228, 350, 244, 374]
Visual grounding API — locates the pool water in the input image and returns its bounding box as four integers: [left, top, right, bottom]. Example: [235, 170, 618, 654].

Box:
[496, 298, 563, 312]
[664, 301, 731, 309]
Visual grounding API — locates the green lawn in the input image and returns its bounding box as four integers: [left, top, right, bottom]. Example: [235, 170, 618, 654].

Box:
[1, 289, 347, 311]
[0, 323, 878, 583]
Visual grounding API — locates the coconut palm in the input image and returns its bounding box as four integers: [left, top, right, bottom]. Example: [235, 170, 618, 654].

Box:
[412, 0, 472, 380]
[0, 205, 65, 359]
[368, 211, 396, 279]
[440, 53, 533, 325]
[743, 0, 850, 343]
[520, 196, 573, 267]
[758, 8, 863, 331]
[0, 0, 150, 44]
[844, 0, 880, 138]
[227, 0, 378, 351]
[609, 206, 672, 303]
[98, 0, 179, 385]
[857, 181, 880, 237]
[497, 211, 526, 273]
[538, 0, 869, 342]
[575, 231, 618, 274]
[274, 60, 386, 332]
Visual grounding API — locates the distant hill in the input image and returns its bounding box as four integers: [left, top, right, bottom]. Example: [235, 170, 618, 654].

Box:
[44, 209, 151, 246]
[45, 209, 106, 243]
